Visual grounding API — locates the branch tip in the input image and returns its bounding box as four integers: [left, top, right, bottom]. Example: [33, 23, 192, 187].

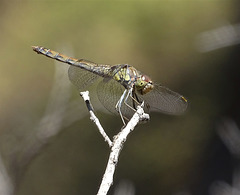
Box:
[80, 91, 90, 101]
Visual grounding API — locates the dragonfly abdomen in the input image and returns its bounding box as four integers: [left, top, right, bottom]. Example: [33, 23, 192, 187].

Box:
[32, 46, 112, 77]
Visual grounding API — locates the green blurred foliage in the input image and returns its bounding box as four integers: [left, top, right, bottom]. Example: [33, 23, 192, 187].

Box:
[0, 1, 236, 195]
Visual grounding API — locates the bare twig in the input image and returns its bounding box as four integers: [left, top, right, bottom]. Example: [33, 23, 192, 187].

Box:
[80, 91, 112, 147]
[97, 105, 148, 195]
[80, 91, 149, 195]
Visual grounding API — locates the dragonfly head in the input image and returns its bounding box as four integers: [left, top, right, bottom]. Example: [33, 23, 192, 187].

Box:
[135, 74, 154, 95]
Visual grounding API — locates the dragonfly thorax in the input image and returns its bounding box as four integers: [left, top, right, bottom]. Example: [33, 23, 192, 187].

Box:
[112, 65, 139, 89]
[135, 74, 154, 95]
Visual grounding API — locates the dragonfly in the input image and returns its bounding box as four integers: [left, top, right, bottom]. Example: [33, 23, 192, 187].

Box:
[32, 46, 188, 125]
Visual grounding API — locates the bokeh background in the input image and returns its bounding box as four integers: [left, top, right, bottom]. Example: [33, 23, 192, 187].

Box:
[0, 1, 240, 195]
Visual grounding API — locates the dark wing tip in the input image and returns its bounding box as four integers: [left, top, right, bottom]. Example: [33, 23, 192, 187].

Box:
[177, 96, 188, 114]
[181, 96, 188, 103]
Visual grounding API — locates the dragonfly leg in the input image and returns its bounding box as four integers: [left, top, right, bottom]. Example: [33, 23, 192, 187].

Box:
[130, 91, 141, 110]
[124, 87, 143, 111]
[116, 88, 141, 125]
[115, 89, 127, 125]
[123, 88, 135, 111]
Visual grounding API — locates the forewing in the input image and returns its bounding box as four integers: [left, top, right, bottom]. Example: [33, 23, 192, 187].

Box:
[68, 66, 100, 91]
[140, 84, 188, 114]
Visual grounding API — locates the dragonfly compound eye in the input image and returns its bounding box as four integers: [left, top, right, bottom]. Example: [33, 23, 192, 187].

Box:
[142, 81, 154, 95]
[135, 74, 154, 94]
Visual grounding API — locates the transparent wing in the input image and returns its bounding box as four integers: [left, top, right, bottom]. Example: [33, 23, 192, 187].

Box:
[68, 66, 100, 91]
[97, 78, 135, 118]
[139, 84, 188, 115]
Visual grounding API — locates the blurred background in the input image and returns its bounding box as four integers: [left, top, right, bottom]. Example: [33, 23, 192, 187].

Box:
[0, 1, 240, 195]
